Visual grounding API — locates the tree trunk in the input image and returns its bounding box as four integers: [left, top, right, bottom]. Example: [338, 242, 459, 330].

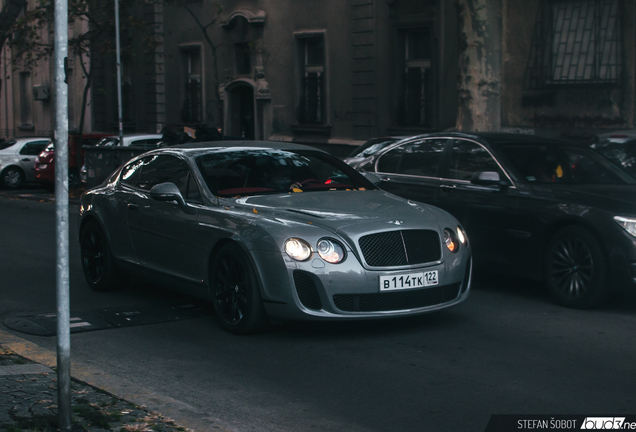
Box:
[455, 0, 502, 132]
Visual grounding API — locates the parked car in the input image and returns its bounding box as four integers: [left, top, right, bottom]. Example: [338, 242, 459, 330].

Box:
[356, 132, 636, 309]
[79, 141, 472, 334]
[0, 137, 52, 189]
[34, 133, 111, 190]
[343, 136, 406, 168]
[79, 133, 163, 183]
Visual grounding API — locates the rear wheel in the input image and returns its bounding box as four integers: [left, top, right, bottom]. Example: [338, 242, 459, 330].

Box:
[1, 167, 25, 189]
[210, 243, 267, 334]
[544, 226, 609, 309]
[80, 220, 123, 291]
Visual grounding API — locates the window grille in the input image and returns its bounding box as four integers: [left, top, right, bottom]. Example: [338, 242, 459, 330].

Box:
[524, 0, 622, 89]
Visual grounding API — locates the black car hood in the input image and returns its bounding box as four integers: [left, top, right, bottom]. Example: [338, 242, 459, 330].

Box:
[531, 184, 636, 215]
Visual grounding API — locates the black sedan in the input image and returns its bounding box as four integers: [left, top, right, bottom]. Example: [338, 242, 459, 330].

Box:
[356, 132, 636, 309]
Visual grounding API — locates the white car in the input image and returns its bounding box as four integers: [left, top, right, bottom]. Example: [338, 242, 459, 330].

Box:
[80, 133, 163, 183]
[591, 130, 636, 148]
[0, 137, 52, 189]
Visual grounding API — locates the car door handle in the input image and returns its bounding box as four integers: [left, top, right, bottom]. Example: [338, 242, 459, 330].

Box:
[21, 158, 31, 162]
[440, 185, 455, 191]
[380, 177, 390, 182]
[127, 203, 139, 211]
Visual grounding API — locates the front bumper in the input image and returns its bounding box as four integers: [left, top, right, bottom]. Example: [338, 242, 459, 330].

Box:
[253, 248, 472, 321]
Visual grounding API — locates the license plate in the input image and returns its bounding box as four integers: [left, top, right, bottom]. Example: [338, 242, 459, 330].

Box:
[379, 271, 438, 291]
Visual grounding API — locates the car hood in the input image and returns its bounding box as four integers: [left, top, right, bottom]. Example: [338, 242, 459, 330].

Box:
[227, 190, 451, 238]
[532, 184, 636, 214]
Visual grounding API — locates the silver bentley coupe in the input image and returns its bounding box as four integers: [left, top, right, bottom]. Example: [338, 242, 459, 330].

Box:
[79, 141, 472, 334]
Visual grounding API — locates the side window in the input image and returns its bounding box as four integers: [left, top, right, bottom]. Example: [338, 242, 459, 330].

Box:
[376, 146, 403, 173]
[398, 139, 446, 177]
[376, 139, 446, 177]
[20, 141, 49, 155]
[447, 140, 500, 181]
[120, 157, 147, 188]
[136, 155, 202, 203]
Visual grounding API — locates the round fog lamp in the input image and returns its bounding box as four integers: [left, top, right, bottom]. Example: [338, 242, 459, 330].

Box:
[285, 238, 312, 261]
[317, 239, 345, 264]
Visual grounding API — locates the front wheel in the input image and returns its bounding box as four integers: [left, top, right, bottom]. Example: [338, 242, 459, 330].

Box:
[80, 220, 123, 291]
[210, 243, 268, 334]
[544, 226, 609, 309]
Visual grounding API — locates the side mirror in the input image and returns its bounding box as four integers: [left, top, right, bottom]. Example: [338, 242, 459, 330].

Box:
[149, 182, 186, 206]
[470, 171, 511, 188]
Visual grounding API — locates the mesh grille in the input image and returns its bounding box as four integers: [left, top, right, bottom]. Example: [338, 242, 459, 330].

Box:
[358, 230, 441, 267]
[332, 283, 461, 312]
[293, 270, 322, 310]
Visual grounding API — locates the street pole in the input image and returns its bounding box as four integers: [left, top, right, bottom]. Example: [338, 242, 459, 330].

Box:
[53, 0, 71, 429]
[115, 0, 123, 144]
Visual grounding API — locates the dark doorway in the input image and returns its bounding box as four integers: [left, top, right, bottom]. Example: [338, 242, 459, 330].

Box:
[229, 84, 255, 139]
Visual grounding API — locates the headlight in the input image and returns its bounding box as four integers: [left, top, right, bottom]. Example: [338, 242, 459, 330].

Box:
[284, 238, 312, 261]
[457, 226, 467, 245]
[444, 229, 460, 253]
[614, 216, 636, 237]
[317, 238, 345, 264]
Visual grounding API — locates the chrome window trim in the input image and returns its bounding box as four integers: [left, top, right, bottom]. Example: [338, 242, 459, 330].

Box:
[373, 135, 516, 189]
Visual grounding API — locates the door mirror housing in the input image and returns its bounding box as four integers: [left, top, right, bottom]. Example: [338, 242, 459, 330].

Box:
[149, 182, 186, 206]
[470, 171, 511, 188]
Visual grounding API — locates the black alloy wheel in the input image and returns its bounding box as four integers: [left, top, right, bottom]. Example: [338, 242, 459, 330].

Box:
[545, 226, 608, 309]
[210, 243, 267, 334]
[1, 167, 25, 189]
[80, 220, 122, 291]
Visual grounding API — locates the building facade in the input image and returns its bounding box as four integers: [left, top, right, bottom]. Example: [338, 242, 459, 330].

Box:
[2, 0, 635, 147]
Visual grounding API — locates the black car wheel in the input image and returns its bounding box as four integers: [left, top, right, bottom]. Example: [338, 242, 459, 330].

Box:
[1, 167, 25, 189]
[210, 243, 267, 334]
[80, 220, 122, 291]
[545, 226, 609, 309]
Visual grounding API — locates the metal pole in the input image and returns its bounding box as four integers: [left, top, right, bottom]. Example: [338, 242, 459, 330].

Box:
[115, 0, 123, 143]
[54, 0, 71, 429]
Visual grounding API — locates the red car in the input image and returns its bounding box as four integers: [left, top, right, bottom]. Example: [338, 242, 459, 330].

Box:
[35, 133, 110, 190]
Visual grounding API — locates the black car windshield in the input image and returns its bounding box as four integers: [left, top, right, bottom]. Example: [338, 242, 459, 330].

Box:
[499, 144, 636, 185]
[349, 138, 400, 158]
[196, 148, 377, 197]
[595, 140, 636, 177]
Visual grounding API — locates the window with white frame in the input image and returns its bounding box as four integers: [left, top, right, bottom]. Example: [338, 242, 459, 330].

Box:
[182, 47, 203, 123]
[297, 35, 325, 125]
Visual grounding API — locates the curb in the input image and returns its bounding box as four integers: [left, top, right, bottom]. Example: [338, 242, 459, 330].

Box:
[0, 329, 234, 432]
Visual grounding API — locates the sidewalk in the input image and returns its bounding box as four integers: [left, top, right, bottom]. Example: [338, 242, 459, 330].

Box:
[0, 331, 231, 432]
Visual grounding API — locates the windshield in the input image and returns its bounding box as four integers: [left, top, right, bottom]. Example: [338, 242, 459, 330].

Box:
[196, 148, 378, 197]
[0, 139, 17, 151]
[595, 141, 636, 176]
[499, 144, 636, 185]
[349, 138, 400, 158]
[96, 137, 119, 147]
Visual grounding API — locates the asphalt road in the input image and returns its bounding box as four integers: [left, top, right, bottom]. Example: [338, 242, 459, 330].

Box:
[1, 194, 635, 432]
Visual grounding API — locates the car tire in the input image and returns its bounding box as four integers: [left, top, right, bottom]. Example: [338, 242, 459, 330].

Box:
[1, 166, 25, 189]
[80, 220, 123, 291]
[544, 226, 609, 309]
[210, 243, 268, 334]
